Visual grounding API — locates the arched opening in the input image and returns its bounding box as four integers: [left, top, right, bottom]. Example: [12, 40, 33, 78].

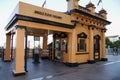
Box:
[94, 35, 101, 61]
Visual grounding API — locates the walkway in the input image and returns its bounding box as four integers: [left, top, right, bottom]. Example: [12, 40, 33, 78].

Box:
[0, 55, 120, 80]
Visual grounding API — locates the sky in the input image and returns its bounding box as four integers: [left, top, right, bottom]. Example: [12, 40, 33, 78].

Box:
[0, 0, 120, 47]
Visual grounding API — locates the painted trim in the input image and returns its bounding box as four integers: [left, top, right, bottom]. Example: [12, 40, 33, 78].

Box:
[5, 14, 74, 31]
[13, 72, 26, 76]
[88, 60, 96, 64]
[64, 62, 79, 67]
[76, 52, 89, 55]
[70, 9, 111, 24]
[4, 60, 11, 62]
[101, 58, 108, 61]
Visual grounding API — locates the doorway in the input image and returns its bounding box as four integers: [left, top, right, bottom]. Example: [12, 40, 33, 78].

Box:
[94, 35, 101, 61]
[52, 32, 68, 62]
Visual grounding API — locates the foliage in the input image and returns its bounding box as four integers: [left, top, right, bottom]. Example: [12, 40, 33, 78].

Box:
[113, 40, 120, 48]
[106, 37, 120, 48]
[105, 37, 113, 48]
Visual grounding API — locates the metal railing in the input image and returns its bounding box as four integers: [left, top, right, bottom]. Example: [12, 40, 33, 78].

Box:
[106, 48, 120, 55]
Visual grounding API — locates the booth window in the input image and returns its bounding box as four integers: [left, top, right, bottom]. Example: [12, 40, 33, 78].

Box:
[77, 32, 87, 52]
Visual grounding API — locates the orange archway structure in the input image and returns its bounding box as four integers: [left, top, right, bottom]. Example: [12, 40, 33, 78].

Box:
[4, 0, 111, 75]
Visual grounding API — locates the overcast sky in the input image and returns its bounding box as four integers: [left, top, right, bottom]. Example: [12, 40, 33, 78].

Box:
[0, 0, 120, 46]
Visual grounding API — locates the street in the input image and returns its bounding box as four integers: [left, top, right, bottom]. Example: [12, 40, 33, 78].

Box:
[0, 55, 120, 80]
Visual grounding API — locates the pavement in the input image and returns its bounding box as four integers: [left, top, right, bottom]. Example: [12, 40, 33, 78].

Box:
[0, 55, 120, 80]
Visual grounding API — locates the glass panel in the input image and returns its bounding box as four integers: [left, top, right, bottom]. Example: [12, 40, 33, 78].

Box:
[55, 39, 60, 50]
[78, 39, 86, 51]
[61, 39, 67, 51]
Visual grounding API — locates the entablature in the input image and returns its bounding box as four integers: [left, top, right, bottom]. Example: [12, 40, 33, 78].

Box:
[70, 9, 110, 29]
[69, 9, 111, 26]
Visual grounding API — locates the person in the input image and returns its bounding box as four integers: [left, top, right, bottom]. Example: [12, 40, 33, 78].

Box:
[33, 47, 40, 63]
[113, 47, 118, 56]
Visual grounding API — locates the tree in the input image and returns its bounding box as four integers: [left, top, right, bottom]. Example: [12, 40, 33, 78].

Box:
[113, 40, 120, 48]
[105, 37, 114, 48]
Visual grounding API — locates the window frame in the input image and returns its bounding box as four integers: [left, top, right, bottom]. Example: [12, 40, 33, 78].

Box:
[77, 32, 87, 52]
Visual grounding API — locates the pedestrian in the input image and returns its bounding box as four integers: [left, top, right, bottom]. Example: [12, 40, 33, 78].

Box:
[33, 47, 40, 63]
[113, 47, 115, 55]
[113, 47, 118, 56]
[116, 47, 118, 55]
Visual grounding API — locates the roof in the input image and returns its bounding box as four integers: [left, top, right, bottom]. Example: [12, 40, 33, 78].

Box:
[69, 9, 111, 25]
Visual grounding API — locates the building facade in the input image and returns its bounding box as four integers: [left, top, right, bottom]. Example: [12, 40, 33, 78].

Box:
[4, 0, 111, 75]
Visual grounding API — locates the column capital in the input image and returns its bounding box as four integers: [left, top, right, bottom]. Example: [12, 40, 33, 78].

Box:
[6, 33, 11, 36]
[88, 25, 95, 30]
[15, 25, 26, 30]
[71, 20, 79, 27]
[101, 28, 107, 33]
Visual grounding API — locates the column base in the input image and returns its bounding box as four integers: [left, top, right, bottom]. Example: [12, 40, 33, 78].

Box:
[101, 58, 108, 61]
[64, 62, 79, 67]
[13, 70, 26, 76]
[4, 60, 11, 62]
[88, 60, 95, 64]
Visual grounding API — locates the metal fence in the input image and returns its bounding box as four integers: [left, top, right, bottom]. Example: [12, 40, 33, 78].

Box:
[1, 48, 120, 58]
[106, 48, 120, 55]
[0, 48, 34, 58]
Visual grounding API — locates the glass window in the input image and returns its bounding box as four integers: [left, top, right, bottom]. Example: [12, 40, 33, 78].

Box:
[79, 39, 86, 51]
[77, 32, 87, 52]
[61, 39, 67, 51]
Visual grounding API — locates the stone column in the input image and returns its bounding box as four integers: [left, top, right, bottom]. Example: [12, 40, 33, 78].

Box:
[66, 30, 78, 67]
[88, 26, 95, 63]
[43, 35, 48, 50]
[101, 28, 108, 61]
[4, 34, 11, 62]
[13, 27, 26, 75]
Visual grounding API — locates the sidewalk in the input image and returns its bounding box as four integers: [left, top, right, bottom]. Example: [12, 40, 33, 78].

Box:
[0, 55, 120, 80]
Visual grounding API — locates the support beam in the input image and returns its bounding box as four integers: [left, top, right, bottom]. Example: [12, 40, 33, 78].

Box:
[101, 30, 108, 61]
[25, 32, 28, 72]
[43, 35, 48, 50]
[13, 27, 26, 75]
[11, 34, 14, 60]
[65, 30, 79, 67]
[88, 26, 95, 63]
[4, 34, 11, 62]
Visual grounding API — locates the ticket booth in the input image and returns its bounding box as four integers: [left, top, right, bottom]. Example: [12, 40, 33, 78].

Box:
[52, 32, 68, 62]
[3, 0, 111, 75]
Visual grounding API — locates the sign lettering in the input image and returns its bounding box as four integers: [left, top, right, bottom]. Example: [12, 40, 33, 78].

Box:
[34, 10, 62, 19]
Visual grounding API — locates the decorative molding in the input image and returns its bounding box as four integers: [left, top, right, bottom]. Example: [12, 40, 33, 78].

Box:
[71, 20, 79, 27]
[15, 25, 27, 30]
[101, 28, 107, 33]
[53, 32, 67, 39]
[88, 60, 96, 64]
[13, 72, 26, 76]
[70, 9, 111, 25]
[4, 60, 11, 62]
[5, 14, 74, 31]
[101, 58, 108, 61]
[94, 35, 101, 39]
[77, 32, 87, 38]
[88, 25, 95, 30]
[64, 62, 79, 67]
